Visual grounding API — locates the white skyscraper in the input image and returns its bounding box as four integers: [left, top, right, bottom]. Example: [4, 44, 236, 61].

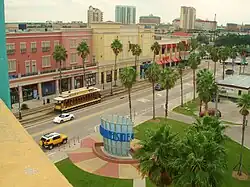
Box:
[180, 6, 196, 30]
[115, 5, 136, 24]
[88, 6, 103, 25]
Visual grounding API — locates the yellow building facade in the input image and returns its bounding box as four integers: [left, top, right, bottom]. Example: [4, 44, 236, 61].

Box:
[90, 23, 154, 84]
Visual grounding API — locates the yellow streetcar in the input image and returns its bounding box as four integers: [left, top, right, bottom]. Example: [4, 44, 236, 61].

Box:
[54, 87, 101, 112]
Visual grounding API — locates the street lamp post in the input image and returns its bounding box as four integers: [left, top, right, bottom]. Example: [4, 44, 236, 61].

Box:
[15, 85, 22, 119]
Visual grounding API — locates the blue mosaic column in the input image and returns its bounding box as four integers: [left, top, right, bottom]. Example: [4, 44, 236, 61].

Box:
[0, 0, 11, 108]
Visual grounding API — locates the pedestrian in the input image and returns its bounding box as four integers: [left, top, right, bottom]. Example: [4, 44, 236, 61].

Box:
[43, 98, 45, 105]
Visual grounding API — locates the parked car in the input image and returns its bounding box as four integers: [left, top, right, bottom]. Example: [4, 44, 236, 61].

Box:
[53, 113, 75, 124]
[155, 83, 164, 91]
[225, 69, 234, 75]
[39, 132, 68, 150]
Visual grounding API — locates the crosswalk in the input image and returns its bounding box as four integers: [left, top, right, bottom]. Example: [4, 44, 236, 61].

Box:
[137, 98, 151, 103]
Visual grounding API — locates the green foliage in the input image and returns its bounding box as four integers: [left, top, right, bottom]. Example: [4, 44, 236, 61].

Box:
[119, 67, 136, 89]
[190, 38, 199, 52]
[215, 33, 250, 47]
[229, 47, 237, 59]
[218, 47, 230, 62]
[210, 47, 219, 63]
[53, 45, 68, 63]
[134, 123, 179, 186]
[160, 68, 179, 90]
[237, 94, 250, 116]
[77, 40, 90, 60]
[111, 39, 123, 56]
[196, 69, 217, 108]
[198, 46, 206, 59]
[188, 53, 201, 70]
[129, 43, 142, 57]
[145, 62, 161, 84]
[177, 41, 185, 51]
[196, 34, 209, 45]
[151, 41, 160, 60]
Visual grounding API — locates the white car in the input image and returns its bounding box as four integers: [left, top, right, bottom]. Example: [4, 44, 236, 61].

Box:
[53, 113, 75, 124]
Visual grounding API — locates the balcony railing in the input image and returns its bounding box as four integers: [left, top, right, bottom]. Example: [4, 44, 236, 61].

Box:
[21, 72, 39, 77]
[31, 48, 37, 53]
[7, 49, 15, 55]
[61, 67, 72, 71]
[86, 63, 97, 67]
[20, 48, 27, 54]
[9, 74, 18, 80]
[40, 69, 56, 74]
[42, 47, 50, 52]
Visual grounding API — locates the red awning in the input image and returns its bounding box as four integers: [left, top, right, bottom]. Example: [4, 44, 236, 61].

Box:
[166, 59, 172, 63]
[157, 60, 163, 65]
[172, 57, 179, 62]
[167, 44, 171, 49]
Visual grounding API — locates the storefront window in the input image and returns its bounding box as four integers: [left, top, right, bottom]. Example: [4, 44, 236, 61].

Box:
[42, 81, 56, 96]
[22, 84, 38, 101]
[86, 73, 97, 86]
[61, 78, 71, 92]
[10, 88, 18, 104]
[106, 71, 112, 83]
[74, 76, 83, 89]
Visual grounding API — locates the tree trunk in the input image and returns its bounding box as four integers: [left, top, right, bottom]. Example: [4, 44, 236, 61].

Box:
[153, 53, 156, 62]
[134, 55, 137, 81]
[204, 101, 208, 115]
[82, 58, 86, 88]
[152, 82, 156, 119]
[239, 64, 242, 75]
[114, 55, 117, 86]
[238, 115, 246, 175]
[199, 99, 202, 113]
[165, 88, 169, 118]
[191, 182, 196, 187]
[222, 61, 225, 80]
[180, 70, 184, 107]
[214, 61, 216, 77]
[128, 88, 132, 120]
[192, 69, 196, 100]
[59, 61, 62, 94]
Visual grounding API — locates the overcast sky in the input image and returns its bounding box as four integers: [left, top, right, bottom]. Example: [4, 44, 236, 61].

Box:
[4, 0, 249, 25]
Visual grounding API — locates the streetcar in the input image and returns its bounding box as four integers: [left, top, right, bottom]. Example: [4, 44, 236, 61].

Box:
[54, 87, 101, 112]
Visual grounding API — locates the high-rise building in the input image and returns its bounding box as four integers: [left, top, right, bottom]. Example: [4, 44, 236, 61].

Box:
[115, 5, 136, 24]
[180, 6, 196, 30]
[139, 14, 161, 25]
[87, 6, 103, 24]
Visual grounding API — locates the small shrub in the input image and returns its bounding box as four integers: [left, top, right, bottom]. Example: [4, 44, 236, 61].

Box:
[21, 103, 29, 110]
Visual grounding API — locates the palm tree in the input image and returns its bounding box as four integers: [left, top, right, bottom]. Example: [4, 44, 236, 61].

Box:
[188, 53, 201, 101]
[145, 62, 161, 119]
[177, 63, 185, 107]
[177, 41, 185, 60]
[77, 40, 90, 88]
[218, 47, 229, 80]
[119, 67, 136, 120]
[135, 124, 179, 187]
[111, 39, 123, 88]
[237, 45, 246, 74]
[172, 128, 227, 187]
[151, 41, 160, 61]
[237, 94, 250, 175]
[130, 44, 142, 81]
[210, 47, 219, 78]
[190, 38, 199, 52]
[198, 45, 206, 60]
[229, 47, 237, 71]
[160, 68, 179, 118]
[196, 69, 217, 114]
[53, 45, 68, 94]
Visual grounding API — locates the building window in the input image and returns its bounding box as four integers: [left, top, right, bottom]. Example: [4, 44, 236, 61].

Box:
[25, 61, 30, 74]
[70, 53, 77, 64]
[92, 55, 96, 64]
[20, 42, 26, 53]
[31, 42, 37, 53]
[70, 39, 77, 48]
[54, 40, 60, 47]
[8, 59, 16, 72]
[42, 56, 51, 68]
[41, 41, 51, 52]
[31, 60, 37, 72]
[6, 43, 15, 55]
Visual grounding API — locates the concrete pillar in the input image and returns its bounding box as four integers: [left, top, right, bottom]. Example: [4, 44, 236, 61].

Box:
[18, 86, 23, 102]
[68, 78, 71, 90]
[0, 0, 11, 108]
[112, 69, 115, 82]
[117, 68, 120, 80]
[71, 76, 75, 90]
[38, 83, 42, 99]
[98, 70, 102, 84]
[56, 79, 59, 95]
[104, 71, 107, 83]
[136, 65, 140, 81]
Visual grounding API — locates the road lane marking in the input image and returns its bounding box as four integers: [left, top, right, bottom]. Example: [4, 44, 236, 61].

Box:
[31, 102, 127, 138]
[137, 98, 150, 103]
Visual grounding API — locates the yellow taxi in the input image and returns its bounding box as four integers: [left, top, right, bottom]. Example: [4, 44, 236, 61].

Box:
[39, 132, 68, 150]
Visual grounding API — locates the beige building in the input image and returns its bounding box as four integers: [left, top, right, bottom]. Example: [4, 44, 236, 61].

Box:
[173, 18, 217, 31]
[180, 6, 196, 30]
[89, 22, 154, 83]
[88, 6, 103, 25]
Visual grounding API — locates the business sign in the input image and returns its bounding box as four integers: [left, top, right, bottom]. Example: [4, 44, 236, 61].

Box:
[99, 125, 134, 142]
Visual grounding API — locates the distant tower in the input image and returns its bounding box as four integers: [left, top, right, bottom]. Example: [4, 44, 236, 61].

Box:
[87, 6, 103, 25]
[0, 0, 11, 108]
[180, 6, 196, 31]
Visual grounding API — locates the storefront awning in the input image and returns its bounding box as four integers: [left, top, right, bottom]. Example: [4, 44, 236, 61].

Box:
[166, 59, 173, 64]
[172, 57, 180, 62]
[157, 60, 163, 65]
